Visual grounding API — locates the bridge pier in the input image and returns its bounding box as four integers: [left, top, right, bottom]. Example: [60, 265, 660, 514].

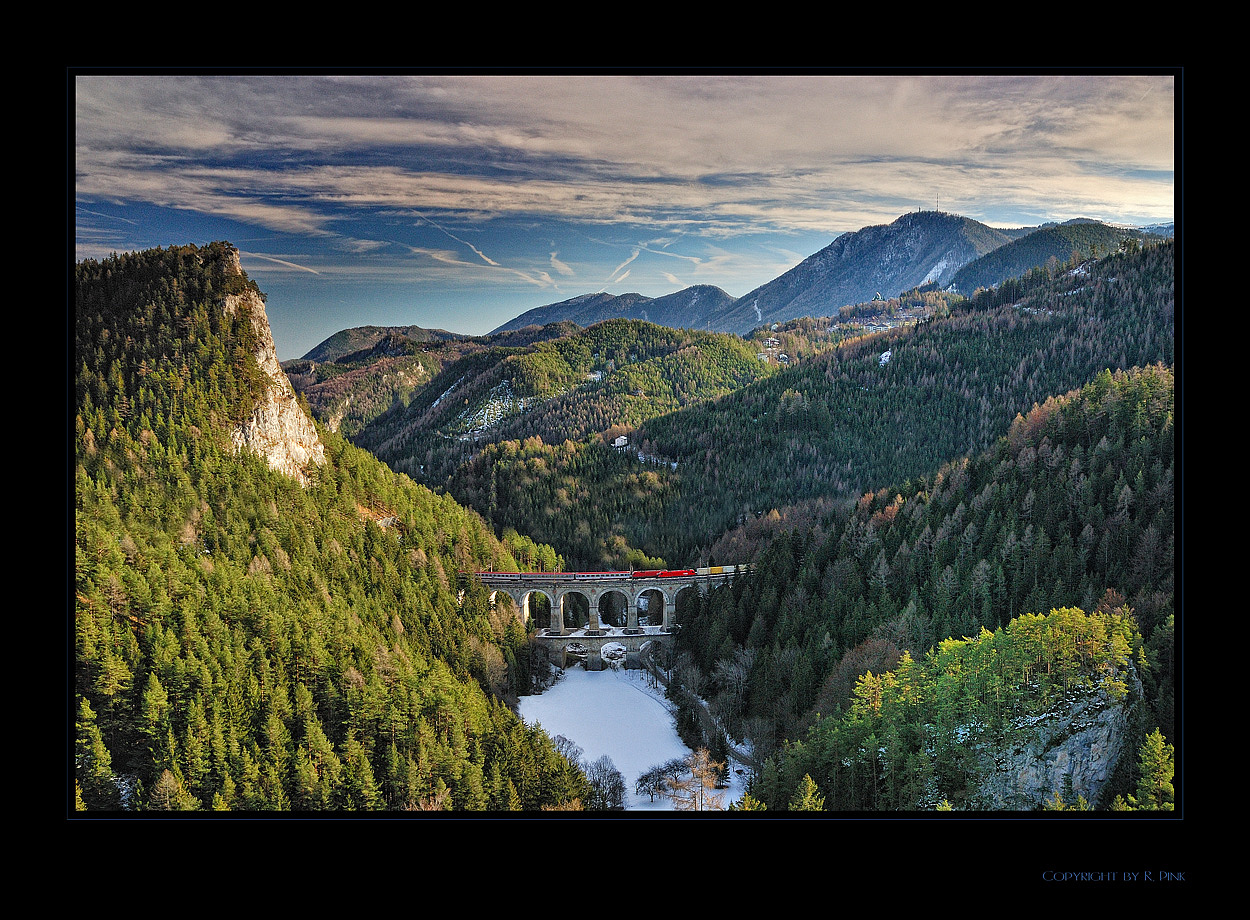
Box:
[541, 631, 667, 671]
[625, 601, 640, 632]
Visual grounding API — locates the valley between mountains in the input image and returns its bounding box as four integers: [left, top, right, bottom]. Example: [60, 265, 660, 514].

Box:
[74, 210, 1177, 817]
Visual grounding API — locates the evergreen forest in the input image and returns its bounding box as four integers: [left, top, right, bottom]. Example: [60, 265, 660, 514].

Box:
[670, 363, 1175, 810]
[436, 243, 1174, 570]
[72, 236, 1178, 816]
[74, 244, 590, 811]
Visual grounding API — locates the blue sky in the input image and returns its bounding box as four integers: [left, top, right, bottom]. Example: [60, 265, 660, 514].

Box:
[74, 72, 1177, 361]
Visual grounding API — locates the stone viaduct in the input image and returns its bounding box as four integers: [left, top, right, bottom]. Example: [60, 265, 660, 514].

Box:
[471, 568, 745, 669]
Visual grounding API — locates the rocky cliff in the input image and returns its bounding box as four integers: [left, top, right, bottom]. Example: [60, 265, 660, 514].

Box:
[970, 665, 1143, 809]
[221, 251, 325, 486]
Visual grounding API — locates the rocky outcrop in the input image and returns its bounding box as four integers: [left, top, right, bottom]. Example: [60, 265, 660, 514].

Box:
[969, 666, 1143, 809]
[222, 253, 325, 486]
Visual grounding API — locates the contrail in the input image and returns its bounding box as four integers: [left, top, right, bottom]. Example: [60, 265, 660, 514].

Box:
[416, 212, 499, 266]
[412, 213, 558, 291]
[608, 248, 640, 284]
[610, 249, 640, 276]
[77, 207, 138, 226]
[243, 252, 321, 274]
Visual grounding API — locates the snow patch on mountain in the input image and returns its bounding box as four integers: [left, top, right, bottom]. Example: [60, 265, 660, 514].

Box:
[923, 259, 950, 284]
[453, 379, 557, 439]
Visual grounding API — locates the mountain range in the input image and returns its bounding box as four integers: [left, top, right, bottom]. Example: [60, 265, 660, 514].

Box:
[490, 286, 737, 335]
[286, 209, 1170, 475]
[487, 211, 1171, 337]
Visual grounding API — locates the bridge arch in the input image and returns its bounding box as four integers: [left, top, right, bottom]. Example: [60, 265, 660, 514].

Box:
[633, 586, 670, 630]
[596, 588, 630, 629]
[556, 588, 592, 631]
[486, 587, 555, 631]
[670, 582, 701, 617]
[472, 567, 748, 650]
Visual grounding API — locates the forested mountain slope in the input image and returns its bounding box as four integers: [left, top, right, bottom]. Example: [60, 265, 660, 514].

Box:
[675, 363, 1176, 810]
[350, 319, 781, 569]
[299, 324, 471, 363]
[74, 243, 590, 811]
[948, 221, 1151, 295]
[284, 322, 582, 439]
[455, 242, 1174, 569]
[489, 286, 736, 335]
[746, 607, 1159, 811]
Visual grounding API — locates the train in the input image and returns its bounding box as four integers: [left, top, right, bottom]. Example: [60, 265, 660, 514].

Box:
[692, 565, 749, 577]
[472, 565, 750, 581]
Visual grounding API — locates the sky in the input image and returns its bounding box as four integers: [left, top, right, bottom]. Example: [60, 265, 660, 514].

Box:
[73, 71, 1177, 361]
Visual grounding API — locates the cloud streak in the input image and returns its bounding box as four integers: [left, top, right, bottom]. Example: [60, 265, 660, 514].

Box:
[76, 75, 1175, 235]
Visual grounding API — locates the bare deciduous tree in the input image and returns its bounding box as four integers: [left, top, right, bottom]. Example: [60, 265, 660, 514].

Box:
[585, 755, 625, 810]
[653, 748, 726, 811]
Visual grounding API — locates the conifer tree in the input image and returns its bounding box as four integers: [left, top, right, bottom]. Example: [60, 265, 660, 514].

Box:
[1133, 729, 1175, 811]
[148, 769, 200, 810]
[75, 698, 120, 810]
[789, 774, 825, 811]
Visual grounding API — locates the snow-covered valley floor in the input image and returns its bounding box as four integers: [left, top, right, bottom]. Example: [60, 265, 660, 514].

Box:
[517, 664, 749, 813]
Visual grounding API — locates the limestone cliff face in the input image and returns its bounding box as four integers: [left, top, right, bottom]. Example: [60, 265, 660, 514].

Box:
[221, 252, 325, 486]
[970, 666, 1143, 809]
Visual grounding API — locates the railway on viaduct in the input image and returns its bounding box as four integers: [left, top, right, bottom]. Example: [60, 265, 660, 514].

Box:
[469, 567, 747, 669]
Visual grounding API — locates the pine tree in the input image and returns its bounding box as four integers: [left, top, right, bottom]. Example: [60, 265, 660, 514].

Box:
[1133, 729, 1175, 811]
[731, 791, 768, 811]
[788, 773, 825, 811]
[75, 698, 120, 810]
[148, 769, 201, 810]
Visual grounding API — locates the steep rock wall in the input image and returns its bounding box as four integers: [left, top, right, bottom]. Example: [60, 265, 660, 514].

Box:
[222, 255, 325, 486]
[970, 666, 1143, 809]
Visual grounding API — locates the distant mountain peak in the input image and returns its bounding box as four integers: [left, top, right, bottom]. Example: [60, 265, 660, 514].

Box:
[483, 209, 1171, 339]
[489, 286, 735, 335]
[698, 211, 1012, 335]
